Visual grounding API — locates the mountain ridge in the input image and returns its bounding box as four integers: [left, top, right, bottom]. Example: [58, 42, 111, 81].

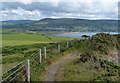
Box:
[2, 18, 118, 32]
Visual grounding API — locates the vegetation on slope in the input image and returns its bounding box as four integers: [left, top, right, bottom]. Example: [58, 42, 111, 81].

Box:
[2, 40, 75, 81]
[55, 33, 120, 81]
[2, 33, 120, 81]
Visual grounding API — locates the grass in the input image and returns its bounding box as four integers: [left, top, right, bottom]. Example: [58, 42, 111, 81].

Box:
[2, 33, 74, 46]
[2, 40, 73, 81]
[2, 42, 70, 81]
[2, 29, 20, 34]
[55, 58, 100, 81]
[55, 57, 119, 81]
[2, 62, 19, 73]
[30, 52, 64, 81]
[54, 33, 120, 81]
[2, 33, 120, 81]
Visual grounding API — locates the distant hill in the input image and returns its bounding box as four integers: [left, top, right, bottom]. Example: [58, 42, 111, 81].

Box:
[1, 20, 34, 25]
[1, 18, 118, 32]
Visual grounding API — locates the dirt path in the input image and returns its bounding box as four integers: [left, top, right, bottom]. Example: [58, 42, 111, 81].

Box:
[45, 52, 79, 81]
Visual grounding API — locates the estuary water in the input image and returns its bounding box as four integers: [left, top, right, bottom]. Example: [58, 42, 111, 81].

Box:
[54, 32, 118, 38]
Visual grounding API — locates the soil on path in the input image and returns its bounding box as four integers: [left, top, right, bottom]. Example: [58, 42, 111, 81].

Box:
[45, 52, 79, 81]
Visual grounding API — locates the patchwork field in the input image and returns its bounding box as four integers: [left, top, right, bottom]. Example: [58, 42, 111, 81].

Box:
[2, 31, 74, 74]
[1, 32, 120, 81]
[2, 33, 74, 46]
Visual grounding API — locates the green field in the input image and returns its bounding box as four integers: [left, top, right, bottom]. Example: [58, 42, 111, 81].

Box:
[2, 40, 72, 81]
[2, 33, 120, 81]
[2, 30, 74, 78]
[2, 33, 74, 46]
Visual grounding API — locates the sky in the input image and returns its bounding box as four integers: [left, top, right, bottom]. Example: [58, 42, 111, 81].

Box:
[0, 0, 119, 21]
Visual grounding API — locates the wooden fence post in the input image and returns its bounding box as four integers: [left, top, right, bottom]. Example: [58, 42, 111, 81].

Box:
[39, 49, 42, 63]
[26, 59, 30, 82]
[58, 44, 60, 52]
[44, 47, 46, 59]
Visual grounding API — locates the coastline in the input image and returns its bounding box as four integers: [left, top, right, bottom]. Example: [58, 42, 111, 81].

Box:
[61, 32, 80, 34]
[53, 32, 118, 38]
[57, 32, 118, 35]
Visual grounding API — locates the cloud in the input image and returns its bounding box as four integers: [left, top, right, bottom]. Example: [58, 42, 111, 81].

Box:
[19, 0, 32, 4]
[1, 0, 119, 21]
[1, 7, 41, 20]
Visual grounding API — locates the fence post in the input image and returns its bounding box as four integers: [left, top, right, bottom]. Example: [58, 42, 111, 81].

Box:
[44, 47, 46, 59]
[58, 44, 60, 52]
[26, 59, 30, 82]
[39, 49, 42, 63]
[67, 41, 69, 48]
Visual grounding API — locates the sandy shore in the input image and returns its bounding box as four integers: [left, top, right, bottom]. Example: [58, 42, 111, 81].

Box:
[62, 32, 80, 34]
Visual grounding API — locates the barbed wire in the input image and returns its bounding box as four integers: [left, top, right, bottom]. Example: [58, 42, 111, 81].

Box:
[1, 41, 73, 82]
[1, 51, 38, 82]
[30, 54, 38, 63]
[9, 69, 24, 82]
[1, 60, 25, 76]
[1, 65, 25, 82]
[1, 51, 38, 75]
[28, 51, 38, 59]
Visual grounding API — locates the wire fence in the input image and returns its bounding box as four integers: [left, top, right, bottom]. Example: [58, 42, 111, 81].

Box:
[1, 41, 74, 82]
[1, 39, 119, 82]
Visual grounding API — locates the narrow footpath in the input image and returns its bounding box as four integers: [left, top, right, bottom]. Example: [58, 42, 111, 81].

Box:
[44, 52, 79, 81]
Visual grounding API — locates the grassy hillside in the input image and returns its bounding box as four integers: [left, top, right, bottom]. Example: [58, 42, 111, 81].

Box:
[1, 20, 33, 26]
[2, 33, 74, 46]
[2, 33, 120, 81]
[2, 40, 72, 81]
[55, 33, 120, 81]
[56, 57, 120, 81]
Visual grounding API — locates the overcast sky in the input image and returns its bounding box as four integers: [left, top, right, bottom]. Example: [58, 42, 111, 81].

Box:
[0, 0, 119, 21]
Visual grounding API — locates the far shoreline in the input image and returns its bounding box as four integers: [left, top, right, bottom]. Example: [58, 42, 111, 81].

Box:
[62, 32, 80, 34]
[58, 31, 118, 35]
